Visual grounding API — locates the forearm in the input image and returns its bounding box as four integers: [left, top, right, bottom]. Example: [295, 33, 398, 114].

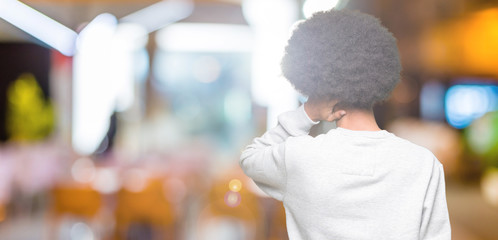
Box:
[239, 105, 318, 199]
[241, 105, 318, 161]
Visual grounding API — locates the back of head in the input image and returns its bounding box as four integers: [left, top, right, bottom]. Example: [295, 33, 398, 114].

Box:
[281, 9, 401, 109]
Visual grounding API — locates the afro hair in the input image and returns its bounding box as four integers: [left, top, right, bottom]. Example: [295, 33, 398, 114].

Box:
[281, 9, 401, 109]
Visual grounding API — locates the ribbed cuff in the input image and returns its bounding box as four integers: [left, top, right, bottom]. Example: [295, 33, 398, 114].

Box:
[277, 105, 319, 136]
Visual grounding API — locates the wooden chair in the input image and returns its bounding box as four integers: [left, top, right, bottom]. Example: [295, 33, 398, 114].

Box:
[114, 178, 176, 240]
[196, 175, 265, 240]
[49, 184, 103, 239]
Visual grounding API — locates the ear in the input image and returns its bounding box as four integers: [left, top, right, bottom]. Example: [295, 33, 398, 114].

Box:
[326, 110, 346, 122]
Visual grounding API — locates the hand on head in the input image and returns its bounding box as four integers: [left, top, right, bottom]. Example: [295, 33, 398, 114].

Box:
[304, 98, 346, 122]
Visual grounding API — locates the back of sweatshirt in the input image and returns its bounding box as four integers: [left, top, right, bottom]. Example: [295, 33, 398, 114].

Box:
[240, 106, 451, 240]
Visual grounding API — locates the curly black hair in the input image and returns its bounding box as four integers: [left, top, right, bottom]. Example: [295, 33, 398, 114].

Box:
[281, 9, 401, 109]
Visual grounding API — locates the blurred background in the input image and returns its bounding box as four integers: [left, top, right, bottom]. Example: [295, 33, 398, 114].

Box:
[0, 0, 497, 239]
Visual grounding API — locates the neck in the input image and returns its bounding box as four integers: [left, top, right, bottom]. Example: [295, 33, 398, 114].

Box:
[336, 108, 381, 131]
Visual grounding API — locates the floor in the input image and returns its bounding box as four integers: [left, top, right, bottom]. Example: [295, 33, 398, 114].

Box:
[447, 182, 498, 240]
[0, 182, 497, 240]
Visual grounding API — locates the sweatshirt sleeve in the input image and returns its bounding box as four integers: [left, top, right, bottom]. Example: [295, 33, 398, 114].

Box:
[239, 105, 318, 201]
[420, 160, 451, 240]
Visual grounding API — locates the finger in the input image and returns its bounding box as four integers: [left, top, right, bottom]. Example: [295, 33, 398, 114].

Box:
[328, 110, 346, 122]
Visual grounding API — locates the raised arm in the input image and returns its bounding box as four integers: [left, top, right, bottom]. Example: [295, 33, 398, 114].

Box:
[239, 105, 318, 200]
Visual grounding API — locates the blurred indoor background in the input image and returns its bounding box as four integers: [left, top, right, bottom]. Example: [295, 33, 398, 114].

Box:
[0, 0, 497, 239]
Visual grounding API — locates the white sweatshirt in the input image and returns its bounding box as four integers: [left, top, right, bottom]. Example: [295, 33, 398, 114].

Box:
[240, 106, 451, 240]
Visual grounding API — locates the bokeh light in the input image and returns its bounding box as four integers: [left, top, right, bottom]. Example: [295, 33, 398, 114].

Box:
[228, 179, 242, 193]
[466, 111, 498, 165]
[72, 13, 118, 155]
[0, 0, 78, 56]
[303, 0, 340, 18]
[445, 84, 498, 129]
[71, 158, 96, 183]
[91, 168, 119, 194]
[70, 222, 95, 240]
[481, 168, 498, 207]
[224, 191, 241, 208]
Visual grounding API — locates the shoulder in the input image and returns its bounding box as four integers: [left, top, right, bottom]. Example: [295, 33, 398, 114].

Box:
[284, 133, 325, 156]
[286, 134, 317, 147]
[388, 134, 441, 167]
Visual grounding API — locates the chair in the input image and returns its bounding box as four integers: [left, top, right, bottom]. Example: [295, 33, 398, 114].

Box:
[114, 178, 176, 240]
